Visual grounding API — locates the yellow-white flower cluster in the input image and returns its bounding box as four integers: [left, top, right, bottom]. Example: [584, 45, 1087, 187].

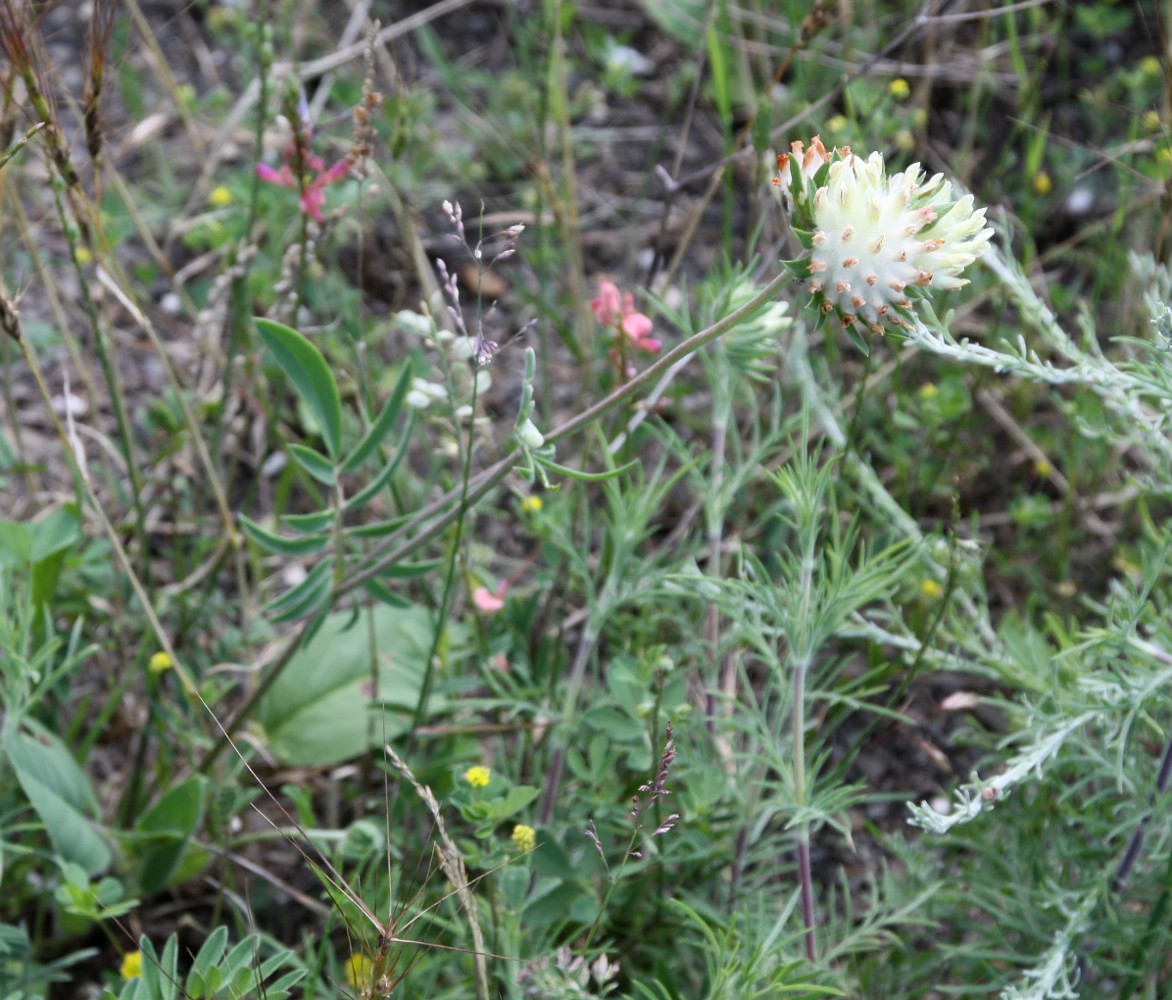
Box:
[777, 137, 993, 338]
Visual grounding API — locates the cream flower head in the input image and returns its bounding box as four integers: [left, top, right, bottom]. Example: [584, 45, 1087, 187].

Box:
[778, 138, 993, 347]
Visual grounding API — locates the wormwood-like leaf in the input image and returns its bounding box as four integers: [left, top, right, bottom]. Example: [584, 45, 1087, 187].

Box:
[256, 317, 343, 458]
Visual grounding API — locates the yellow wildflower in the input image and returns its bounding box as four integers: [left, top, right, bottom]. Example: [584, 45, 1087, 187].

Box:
[148, 651, 173, 674]
[1032, 171, 1052, 196]
[209, 185, 233, 208]
[511, 823, 536, 853]
[345, 953, 373, 988]
[120, 950, 143, 980]
[920, 579, 944, 601]
[826, 114, 847, 134]
[1033, 458, 1053, 477]
[75, 246, 92, 264]
[520, 495, 543, 514]
[1140, 55, 1161, 78]
[888, 78, 911, 100]
[918, 382, 939, 401]
[464, 765, 491, 788]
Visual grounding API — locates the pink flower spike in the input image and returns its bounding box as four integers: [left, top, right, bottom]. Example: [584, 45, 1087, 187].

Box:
[472, 583, 507, 613]
[591, 278, 622, 325]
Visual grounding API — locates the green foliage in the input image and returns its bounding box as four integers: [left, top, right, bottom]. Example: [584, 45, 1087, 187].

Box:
[2, 0, 1168, 997]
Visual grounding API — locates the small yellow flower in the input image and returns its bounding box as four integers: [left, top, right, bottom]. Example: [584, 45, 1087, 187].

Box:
[511, 823, 536, 853]
[826, 114, 847, 134]
[464, 765, 491, 788]
[888, 77, 911, 100]
[1033, 458, 1053, 477]
[120, 950, 143, 980]
[1140, 55, 1162, 78]
[920, 578, 944, 601]
[75, 246, 92, 264]
[209, 185, 233, 208]
[1159, 146, 1172, 166]
[894, 128, 915, 153]
[345, 953, 373, 988]
[520, 495, 543, 514]
[148, 651, 173, 674]
[1032, 171, 1052, 196]
[918, 382, 939, 401]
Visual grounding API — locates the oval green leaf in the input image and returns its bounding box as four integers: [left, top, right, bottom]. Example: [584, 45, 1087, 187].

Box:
[255, 317, 343, 458]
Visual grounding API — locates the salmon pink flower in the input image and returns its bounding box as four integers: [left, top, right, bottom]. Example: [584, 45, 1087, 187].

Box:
[592, 278, 660, 378]
[472, 582, 507, 613]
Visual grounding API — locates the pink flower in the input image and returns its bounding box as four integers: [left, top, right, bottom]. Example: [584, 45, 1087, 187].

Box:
[591, 278, 623, 325]
[256, 116, 346, 223]
[472, 582, 507, 613]
[591, 278, 659, 354]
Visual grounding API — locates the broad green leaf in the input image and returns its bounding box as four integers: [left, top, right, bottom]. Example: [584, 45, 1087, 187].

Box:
[0, 519, 32, 566]
[287, 443, 337, 485]
[257, 605, 461, 767]
[6, 726, 110, 874]
[342, 364, 412, 472]
[29, 507, 80, 562]
[255, 317, 343, 458]
[239, 514, 330, 557]
[134, 776, 208, 894]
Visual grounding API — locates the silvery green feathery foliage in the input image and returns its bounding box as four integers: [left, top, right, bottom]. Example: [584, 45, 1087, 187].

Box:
[777, 136, 992, 351]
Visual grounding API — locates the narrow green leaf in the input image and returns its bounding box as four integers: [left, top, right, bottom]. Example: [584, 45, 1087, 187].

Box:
[239, 515, 330, 557]
[362, 579, 411, 608]
[268, 562, 334, 622]
[283, 511, 337, 534]
[378, 559, 441, 579]
[255, 317, 343, 458]
[344, 513, 412, 539]
[534, 457, 640, 482]
[345, 419, 413, 512]
[342, 364, 412, 472]
[288, 443, 337, 485]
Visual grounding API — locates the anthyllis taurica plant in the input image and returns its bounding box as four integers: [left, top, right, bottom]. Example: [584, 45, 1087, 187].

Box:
[776, 135, 993, 352]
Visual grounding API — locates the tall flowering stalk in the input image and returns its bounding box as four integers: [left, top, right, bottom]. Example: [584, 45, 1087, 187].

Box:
[777, 136, 993, 352]
[257, 92, 348, 223]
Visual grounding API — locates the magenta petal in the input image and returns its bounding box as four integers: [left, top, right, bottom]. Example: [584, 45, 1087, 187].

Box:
[256, 163, 292, 186]
[320, 160, 350, 184]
